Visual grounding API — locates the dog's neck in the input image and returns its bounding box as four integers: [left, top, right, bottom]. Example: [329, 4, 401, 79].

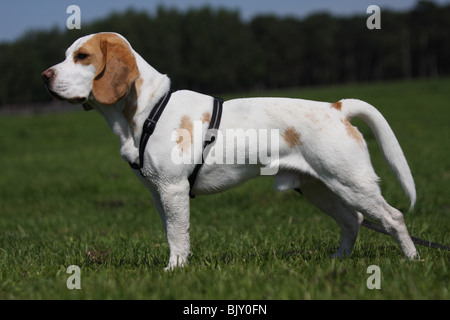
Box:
[88, 52, 171, 164]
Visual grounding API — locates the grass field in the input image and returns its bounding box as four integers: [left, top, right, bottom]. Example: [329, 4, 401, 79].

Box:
[0, 78, 448, 300]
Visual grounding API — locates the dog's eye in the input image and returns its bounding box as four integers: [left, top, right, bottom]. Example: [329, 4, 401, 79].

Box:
[76, 53, 88, 60]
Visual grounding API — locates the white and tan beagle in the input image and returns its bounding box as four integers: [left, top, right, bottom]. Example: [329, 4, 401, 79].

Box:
[42, 32, 418, 269]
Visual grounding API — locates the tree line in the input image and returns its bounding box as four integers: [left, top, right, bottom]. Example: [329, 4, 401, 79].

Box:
[0, 0, 449, 106]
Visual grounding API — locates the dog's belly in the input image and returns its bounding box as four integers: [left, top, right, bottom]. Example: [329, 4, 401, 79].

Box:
[191, 148, 318, 196]
[191, 163, 262, 195]
[192, 163, 315, 196]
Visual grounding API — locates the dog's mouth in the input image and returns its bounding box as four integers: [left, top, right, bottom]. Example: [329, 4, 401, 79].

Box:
[46, 88, 86, 104]
[68, 97, 87, 104]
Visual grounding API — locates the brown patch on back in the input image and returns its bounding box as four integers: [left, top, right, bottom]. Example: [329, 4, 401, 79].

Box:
[331, 101, 342, 111]
[342, 119, 364, 145]
[176, 116, 194, 154]
[201, 112, 211, 124]
[282, 127, 302, 148]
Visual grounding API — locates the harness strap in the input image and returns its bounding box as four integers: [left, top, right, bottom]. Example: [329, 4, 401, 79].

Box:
[129, 90, 173, 171]
[129, 91, 224, 199]
[188, 97, 224, 198]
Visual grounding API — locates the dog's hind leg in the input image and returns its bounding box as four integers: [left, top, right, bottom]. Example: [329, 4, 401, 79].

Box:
[299, 175, 363, 258]
[322, 175, 418, 260]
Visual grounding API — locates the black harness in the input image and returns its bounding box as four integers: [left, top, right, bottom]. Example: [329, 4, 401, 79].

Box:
[129, 90, 173, 172]
[129, 90, 223, 198]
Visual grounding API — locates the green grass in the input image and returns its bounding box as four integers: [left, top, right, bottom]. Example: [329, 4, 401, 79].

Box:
[0, 78, 449, 300]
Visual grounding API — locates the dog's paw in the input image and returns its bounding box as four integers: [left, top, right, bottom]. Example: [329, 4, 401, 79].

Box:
[164, 256, 188, 271]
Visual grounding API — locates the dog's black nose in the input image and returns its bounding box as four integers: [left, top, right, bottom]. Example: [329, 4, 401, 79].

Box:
[41, 68, 55, 84]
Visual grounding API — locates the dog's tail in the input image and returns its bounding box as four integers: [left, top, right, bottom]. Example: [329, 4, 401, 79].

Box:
[340, 99, 416, 211]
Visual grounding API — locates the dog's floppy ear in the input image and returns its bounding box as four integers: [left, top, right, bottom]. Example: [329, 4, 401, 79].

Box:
[92, 36, 139, 105]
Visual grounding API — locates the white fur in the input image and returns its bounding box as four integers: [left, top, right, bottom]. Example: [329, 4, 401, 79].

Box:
[43, 33, 418, 269]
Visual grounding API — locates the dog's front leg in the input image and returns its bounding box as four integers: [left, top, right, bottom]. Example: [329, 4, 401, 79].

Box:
[153, 180, 191, 270]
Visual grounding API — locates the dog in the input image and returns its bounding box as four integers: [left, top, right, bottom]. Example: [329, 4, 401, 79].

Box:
[42, 32, 418, 269]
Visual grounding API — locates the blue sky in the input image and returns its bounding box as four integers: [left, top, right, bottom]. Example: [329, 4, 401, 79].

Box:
[1, 0, 449, 43]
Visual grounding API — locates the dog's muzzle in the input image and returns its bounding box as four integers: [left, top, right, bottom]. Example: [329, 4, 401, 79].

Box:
[41, 68, 87, 104]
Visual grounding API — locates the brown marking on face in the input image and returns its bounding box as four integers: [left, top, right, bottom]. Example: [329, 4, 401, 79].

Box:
[282, 127, 302, 148]
[176, 116, 194, 154]
[73, 37, 104, 70]
[201, 112, 211, 124]
[73, 50, 93, 66]
[74, 33, 140, 105]
[331, 101, 342, 111]
[342, 119, 364, 145]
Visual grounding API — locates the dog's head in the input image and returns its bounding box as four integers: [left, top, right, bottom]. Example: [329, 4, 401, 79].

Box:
[41, 32, 139, 109]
